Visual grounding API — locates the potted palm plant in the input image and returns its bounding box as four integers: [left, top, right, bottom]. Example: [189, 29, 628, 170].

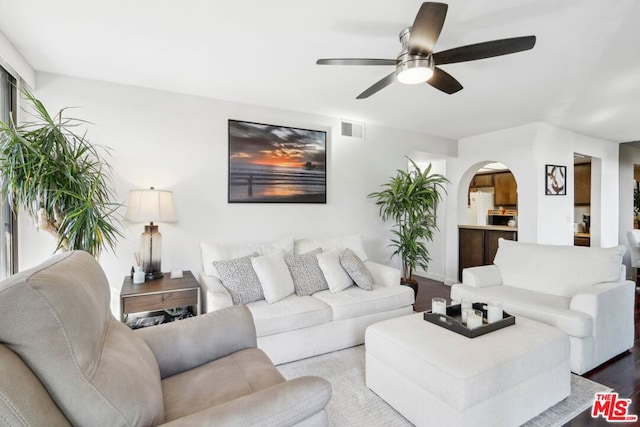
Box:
[368, 158, 448, 291]
[0, 89, 121, 257]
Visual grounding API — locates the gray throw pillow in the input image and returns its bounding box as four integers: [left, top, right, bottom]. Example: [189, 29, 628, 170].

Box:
[340, 248, 373, 290]
[213, 253, 264, 305]
[285, 248, 329, 296]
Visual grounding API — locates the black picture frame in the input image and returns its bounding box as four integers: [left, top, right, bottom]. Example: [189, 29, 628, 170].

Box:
[545, 164, 567, 195]
[228, 119, 327, 203]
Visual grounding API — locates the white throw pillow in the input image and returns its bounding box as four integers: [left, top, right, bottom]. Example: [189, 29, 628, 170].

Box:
[316, 249, 353, 293]
[295, 234, 368, 261]
[251, 251, 295, 304]
[201, 236, 294, 278]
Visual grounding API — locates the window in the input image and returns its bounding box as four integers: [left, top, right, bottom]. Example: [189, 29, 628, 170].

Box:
[0, 66, 17, 278]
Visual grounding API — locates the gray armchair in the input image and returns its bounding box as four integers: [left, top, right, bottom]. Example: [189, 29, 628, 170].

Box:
[0, 251, 331, 426]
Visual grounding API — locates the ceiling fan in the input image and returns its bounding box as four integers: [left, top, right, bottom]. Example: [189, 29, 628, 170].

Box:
[316, 2, 536, 99]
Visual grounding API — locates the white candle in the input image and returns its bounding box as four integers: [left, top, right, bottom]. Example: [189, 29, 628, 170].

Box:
[432, 297, 447, 315]
[461, 298, 472, 323]
[487, 300, 503, 323]
[466, 310, 483, 329]
[133, 270, 145, 284]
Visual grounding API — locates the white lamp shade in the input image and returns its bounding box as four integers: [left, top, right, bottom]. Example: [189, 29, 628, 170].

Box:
[125, 188, 177, 223]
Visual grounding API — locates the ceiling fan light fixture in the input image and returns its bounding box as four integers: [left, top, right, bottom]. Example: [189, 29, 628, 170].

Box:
[396, 56, 434, 85]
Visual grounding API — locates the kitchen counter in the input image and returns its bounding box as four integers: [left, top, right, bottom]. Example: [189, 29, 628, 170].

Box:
[458, 225, 518, 281]
[459, 224, 518, 232]
[574, 232, 590, 247]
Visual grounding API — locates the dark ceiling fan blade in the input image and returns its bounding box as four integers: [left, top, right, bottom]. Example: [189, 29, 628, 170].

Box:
[407, 2, 449, 55]
[427, 67, 463, 94]
[356, 72, 397, 99]
[316, 58, 397, 66]
[433, 35, 536, 65]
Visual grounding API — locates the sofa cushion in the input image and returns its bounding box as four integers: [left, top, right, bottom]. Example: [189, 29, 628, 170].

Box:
[247, 294, 332, 336]
[162, 348, 284, 422]
[340, 248, 373, 290]
[313, 284, 414, 321]
[213, 254, 264, 305]
[201, 236, 294, 278]
[251, 250, 295, 304]
[295, 234, 368, 261]
[285, 248, 329, 296]
[493, 239, 626, 297]
[0, 251, 164, 427]
[451, 283, 593, 337]
[316, 249, 353, 293]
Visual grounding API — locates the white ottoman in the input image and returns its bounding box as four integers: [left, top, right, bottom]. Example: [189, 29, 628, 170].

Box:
[365, 313, 570, 427]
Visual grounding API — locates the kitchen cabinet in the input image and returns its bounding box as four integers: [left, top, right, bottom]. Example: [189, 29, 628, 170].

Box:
[574, 233, 590, 247]
[470, 173, 493, 188]
[459, 226, 517, 281]
[493, 172, 517, 206]
[574, 163, 591, 205]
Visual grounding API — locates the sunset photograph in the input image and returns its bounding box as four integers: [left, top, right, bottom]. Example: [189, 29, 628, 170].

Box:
[228, 120, 327, 203]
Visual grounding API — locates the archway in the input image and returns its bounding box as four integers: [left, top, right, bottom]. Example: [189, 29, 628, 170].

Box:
[457, 161, 518, 280]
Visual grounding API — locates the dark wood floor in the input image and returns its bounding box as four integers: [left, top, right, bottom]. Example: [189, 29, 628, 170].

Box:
[412, 276, 639, 427]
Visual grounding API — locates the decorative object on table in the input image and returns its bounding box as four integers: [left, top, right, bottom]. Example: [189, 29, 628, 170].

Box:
[466, 309, 483, 329]
[0, 89, 122, 257]
[228, 119, 327, 204]
[368, 157, 448, 285]
[460, 297, 472, 323]
[431, 297, 446, 315]
[132, 251, 145, 283]
[423, 302, 515, 338]
[125, 187, 176, 280]
[487, 299, 504, 323]
[545, 164, 567, 195]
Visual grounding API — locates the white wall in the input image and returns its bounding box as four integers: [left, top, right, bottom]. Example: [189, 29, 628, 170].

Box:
[440, 123, 621, 285]
[20, 72, 456, 315]
[412, 155, 449, 282]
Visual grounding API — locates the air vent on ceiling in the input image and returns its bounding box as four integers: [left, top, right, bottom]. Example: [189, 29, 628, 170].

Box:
[340, 120, 365, 141]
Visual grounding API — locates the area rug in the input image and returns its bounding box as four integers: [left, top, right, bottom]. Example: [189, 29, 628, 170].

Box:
[278, 345, 611, 427]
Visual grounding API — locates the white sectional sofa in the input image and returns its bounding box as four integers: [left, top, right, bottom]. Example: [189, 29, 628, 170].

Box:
[198, 235, 415, 365]
[451, 238, 635, 374]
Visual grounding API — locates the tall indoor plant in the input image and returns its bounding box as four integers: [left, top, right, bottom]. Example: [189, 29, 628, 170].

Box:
[368, 158, 448, 284]
[0, 89, 121, 257]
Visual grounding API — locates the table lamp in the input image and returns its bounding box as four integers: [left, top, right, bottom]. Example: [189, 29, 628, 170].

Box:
[125, 187, 176, 280]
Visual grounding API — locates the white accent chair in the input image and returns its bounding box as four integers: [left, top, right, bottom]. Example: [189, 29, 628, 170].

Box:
[451, 238, 635, 374]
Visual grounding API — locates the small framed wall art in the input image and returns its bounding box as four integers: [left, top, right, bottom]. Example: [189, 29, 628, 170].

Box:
[228, 120, 327, 203]
[545, 164, 566, 196]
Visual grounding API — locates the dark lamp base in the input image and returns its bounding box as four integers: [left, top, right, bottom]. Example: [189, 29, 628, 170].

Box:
[145, 272, 164, 280]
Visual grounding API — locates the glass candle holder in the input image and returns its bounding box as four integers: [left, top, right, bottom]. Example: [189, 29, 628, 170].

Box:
[466, 309, 484, 329]
[432, 297, 447, 315]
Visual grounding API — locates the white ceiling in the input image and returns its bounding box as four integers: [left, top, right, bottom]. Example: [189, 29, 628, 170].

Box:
[1, 0, 639, 142]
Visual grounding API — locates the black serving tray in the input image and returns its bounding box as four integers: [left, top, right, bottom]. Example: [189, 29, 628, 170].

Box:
[423, 302, 515, 338]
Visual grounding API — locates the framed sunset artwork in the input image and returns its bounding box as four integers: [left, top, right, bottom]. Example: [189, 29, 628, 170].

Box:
[228, 120, 327, 203]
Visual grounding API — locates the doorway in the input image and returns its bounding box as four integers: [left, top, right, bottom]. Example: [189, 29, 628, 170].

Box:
[573, 154, 591, 246]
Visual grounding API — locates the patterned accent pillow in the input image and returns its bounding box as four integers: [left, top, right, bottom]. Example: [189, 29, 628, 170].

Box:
[340, 248, 373, 290]
[213, 253, 264, 305]
[285, 248, 329, 296]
